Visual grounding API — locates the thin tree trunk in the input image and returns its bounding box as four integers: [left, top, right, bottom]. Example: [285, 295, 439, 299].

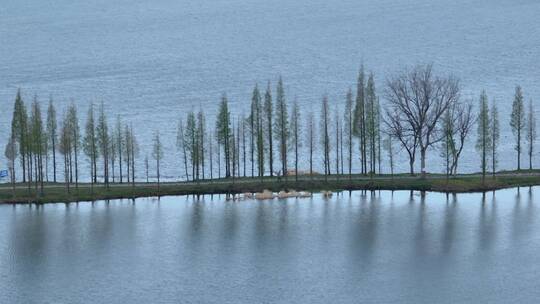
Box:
[157, 157, 160, 192]
[119, 141, 123, 183]
[52, 137, 56, 183]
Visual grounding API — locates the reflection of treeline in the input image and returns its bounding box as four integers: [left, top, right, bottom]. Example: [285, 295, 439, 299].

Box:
[3, 64, 537, 198]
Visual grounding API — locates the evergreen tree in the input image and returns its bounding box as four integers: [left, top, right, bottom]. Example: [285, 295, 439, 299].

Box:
[252, 85, 265, 177]
[306, 111, 316, 178]
[198, 110, 207, 179]
[231, 119, 237, 178]
[526, 99, 536, 170]
[216, 94, 232, 177]
[4, 135, 17, 193]
[123, 124, 131, 183]
[96, 102, 110, 187]
[334, 105, 340, 176]
[83, 103, 99, 184]
[376, 98, 382, 174]
[383, 134, 395, 178]
[152, 130, 164, 190]
[320, 96, 331, 179]
[344, 88, 354, 179]
[365, 73, 378, 176]
[274, 77, 289, 176]
[264, 82, 274, 176]
[115, 115, 123, 183]
[209, 133, 214, 180]
[67, 103, 80, 192]
[490, 102, 500, 177]
[58, 112, 71, 193]
[30, 97, 46, 195]
[145, 154, 149, 183]
[241, 114, 246, 177]
[249, 84, 261, 177]
[46, 98, 58, 182]
[186, 111, 198, 180]
[236, 118, 241, 178]
[129, 125, 138, 189]
[510, 86, 525, 170]
[353, 66, 367, 174]
[11, 90, 28, 183]
[476, 91, 492, 182]
[290, 99, 301, 182]
[177, 118, 190, 181]
[110, 129, 117, 183]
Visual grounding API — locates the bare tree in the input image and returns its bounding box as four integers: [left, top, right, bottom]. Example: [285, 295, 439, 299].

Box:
[385, 64, 460, 176]
[384, 107, 419, 175]
[450, 101, 475, 174]
[441, 100, 475, 175]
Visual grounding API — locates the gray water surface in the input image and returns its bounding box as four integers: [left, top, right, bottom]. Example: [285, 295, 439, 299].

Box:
[1, 188, 540, 303]
[2, 0, 540, 177]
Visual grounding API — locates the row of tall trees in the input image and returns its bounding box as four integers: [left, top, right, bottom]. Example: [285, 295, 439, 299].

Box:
[5, 65, 538, 193]
[476, 86, 537, 180]
[6, 95, 139, 195]
[174, 66, 536, 182]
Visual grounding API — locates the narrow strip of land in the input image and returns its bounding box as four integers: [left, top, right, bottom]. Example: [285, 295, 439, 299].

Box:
[1, 171, 539, 204]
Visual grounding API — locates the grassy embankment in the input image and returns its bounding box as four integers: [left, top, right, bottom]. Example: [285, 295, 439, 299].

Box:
[1, 170, 539, 204]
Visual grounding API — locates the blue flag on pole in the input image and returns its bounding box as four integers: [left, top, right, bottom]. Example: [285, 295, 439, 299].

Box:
[0, 170, 8, 178]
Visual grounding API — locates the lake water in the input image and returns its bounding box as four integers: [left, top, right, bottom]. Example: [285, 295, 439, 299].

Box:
[1, 0, 540, 180]
[1, 187, 540, 303]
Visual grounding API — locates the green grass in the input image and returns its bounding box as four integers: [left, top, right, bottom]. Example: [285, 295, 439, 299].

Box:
[1, 172, 540, 204]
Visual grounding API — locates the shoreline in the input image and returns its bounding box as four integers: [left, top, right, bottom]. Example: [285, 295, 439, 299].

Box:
[1, 171, 539, 204]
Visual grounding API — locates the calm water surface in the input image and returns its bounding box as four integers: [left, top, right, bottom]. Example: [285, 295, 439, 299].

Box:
[2, 0, 540, 176]
[1, 187, 540, 303]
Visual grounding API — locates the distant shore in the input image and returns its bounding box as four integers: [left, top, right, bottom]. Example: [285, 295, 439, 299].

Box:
[1, 171, 539, 204]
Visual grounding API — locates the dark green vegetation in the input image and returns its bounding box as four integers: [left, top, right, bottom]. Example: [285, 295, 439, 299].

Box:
[1, 171, 539, 204]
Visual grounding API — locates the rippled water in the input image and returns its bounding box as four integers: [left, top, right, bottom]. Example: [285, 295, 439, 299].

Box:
[1, 187, 540, 303]
[1, 0, 540, 179]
